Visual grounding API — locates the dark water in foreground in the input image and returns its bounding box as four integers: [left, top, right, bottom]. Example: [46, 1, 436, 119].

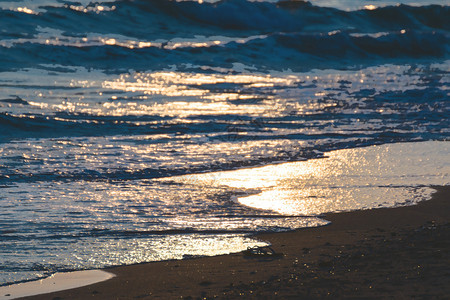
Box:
[0, 0, 448, 285]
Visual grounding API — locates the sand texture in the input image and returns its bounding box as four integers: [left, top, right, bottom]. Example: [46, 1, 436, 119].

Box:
[19, 186, 449, 299]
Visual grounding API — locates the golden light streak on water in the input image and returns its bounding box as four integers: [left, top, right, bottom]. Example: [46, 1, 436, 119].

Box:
[16, 7, 37, 14]
[166, 142, 449, 216]
[364, 5, 378, 10]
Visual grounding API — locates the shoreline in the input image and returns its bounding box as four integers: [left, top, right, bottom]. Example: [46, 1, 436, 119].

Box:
[0, 271, 114, 300]
[17, 185, 449, 299]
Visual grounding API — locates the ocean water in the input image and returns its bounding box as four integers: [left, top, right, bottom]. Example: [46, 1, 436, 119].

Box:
[0, 0, 449, 286]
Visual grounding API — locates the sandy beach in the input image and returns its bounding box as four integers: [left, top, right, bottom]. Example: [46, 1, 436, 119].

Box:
[1, 0, 448, 299]
[16, 185, 449, 299]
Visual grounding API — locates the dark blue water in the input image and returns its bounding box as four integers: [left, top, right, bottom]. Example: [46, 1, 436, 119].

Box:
[0, 0, 448, 286]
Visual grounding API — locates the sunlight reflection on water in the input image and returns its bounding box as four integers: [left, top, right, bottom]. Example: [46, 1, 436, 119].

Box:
[169, 141, 449, 215]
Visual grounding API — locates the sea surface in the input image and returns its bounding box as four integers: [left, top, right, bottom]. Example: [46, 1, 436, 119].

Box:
[0, 0, 449, 285]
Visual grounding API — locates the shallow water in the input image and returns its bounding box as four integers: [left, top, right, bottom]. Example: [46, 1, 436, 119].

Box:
[0, 0, 449, 286]
[174, 141, 449, 215]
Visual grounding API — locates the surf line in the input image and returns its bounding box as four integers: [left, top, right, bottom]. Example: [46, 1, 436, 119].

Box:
[0, 270, 115, 300]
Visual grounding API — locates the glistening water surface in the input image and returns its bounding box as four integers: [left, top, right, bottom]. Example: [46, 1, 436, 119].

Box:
[0, 0, 449, 286]
[172, 142, 449, 215]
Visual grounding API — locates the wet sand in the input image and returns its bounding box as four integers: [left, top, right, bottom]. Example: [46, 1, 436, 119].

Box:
[21, 186, 449, 299]
[0, 271, 114, 300]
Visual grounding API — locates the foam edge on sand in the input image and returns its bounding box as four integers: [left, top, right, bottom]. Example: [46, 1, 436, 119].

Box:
[0, 270, 115, 300]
